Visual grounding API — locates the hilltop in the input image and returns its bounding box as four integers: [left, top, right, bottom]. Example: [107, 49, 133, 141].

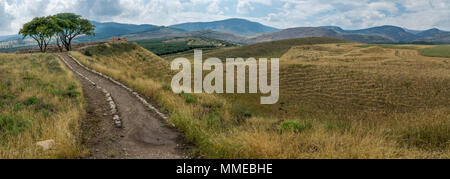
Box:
[170, 18, 279, 36]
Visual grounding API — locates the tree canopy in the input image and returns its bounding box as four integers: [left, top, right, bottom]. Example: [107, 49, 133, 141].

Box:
[19, 17, 60, 52]
[53, 13, 95, 51]
[19, 13, 95, 52]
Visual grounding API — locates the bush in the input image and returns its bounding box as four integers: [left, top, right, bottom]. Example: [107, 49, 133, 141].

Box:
[0, 114, 30, 136]
[185, 94, 196, 104]
[64, 90, 81, 98]
[23, 97, 39, 106]
[279, 120, 312, 133]
[401, 124, 450, 150]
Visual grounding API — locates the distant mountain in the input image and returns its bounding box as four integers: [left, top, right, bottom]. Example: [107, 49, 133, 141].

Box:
[76, 21, 159, 42]
[416, 28, 445, 37]
[339, 34, 393, 44]
[320, 26, 346, 33]
[170, 18, 278, 36]
[247, 27, 340, 43]
[247, 27, 393, 44]
[322, 26, 450, 43]
[126, 28, 247, 44]
[0, 34, 21, 42]
[340, 25, 417, 42]
[415, 29, 450, 43]
[123, 27, 185, 40]
[403, 28, 423, 35]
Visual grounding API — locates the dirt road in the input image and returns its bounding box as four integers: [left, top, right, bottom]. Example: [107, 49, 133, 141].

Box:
[58, 53, 187, 159]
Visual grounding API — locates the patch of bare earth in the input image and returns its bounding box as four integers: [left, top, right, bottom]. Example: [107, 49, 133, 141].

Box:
[58, 53, 189, 159]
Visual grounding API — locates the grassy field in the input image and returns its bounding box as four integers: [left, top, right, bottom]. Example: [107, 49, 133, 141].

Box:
[70, 40, 449, 158]
[419, 45, 450, 58]
[0, 53, 86, 159]
[163, 37, 348, 61]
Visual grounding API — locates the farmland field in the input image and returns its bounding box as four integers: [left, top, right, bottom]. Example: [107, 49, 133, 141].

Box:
[69, 39, 449, 158]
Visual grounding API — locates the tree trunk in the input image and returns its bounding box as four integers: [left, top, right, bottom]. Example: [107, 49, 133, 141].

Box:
[56, 37, 63, 52]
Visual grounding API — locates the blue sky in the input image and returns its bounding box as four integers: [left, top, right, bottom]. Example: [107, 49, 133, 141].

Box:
[1, 0, 449, 35]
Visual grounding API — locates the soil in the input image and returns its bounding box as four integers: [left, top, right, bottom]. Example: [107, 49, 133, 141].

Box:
[58, 53, 189, 159]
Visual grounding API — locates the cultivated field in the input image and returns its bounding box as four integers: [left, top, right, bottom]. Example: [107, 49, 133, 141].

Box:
[0, 54, 86, 158]
[69, 39, 449, 158]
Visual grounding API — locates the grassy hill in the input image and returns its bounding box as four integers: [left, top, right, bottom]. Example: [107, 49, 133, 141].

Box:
[201, 37, 348, 60]
[420, 45, 450, 58]
[0, 53, 85, 158]
[70, 42, 449, 158]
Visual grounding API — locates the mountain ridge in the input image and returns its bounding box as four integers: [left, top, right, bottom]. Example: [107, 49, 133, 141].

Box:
[170, 18, 279, 36]
[1, 18, 450, 45]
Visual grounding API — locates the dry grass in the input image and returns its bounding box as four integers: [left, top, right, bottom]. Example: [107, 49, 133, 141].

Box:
[0, 53, 86, 159]
[70, 42, 449, 159]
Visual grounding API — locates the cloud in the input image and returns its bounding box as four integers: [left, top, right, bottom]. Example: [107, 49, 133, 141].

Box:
[0, 1, 15, 34]
[237, 0, 272, 14]
[75, 0, 123, 20]
[0, 0, 449, 36]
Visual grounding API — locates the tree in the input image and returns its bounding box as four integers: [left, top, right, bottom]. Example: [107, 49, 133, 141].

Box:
[53, 13, 95, 51]
[19, 17, 59, 53]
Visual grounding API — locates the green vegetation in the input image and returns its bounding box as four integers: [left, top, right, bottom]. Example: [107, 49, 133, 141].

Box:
[136, 37, 235, 56]
[0, 53, 86, 158]
[18, 13, 95, 52]
[201, 37, 348, 60]
[83, 43, 138, 57]
[69, 39, 450, 159]
[19, 16, 60, 53]
[419, 45, 450, 58]
[355, 44, 419, 50]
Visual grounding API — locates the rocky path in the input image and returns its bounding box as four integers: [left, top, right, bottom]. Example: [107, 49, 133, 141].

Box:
[58, 53, 187, 159]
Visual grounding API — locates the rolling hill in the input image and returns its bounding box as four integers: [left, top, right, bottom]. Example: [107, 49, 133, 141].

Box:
[170, 18, 278, 36]
[126, 29, 247, 44]
[246, 27, 393, 44]
[75, 21, 160, 42]
[322, 26, 450, 43]
[200, 37, 348, 59]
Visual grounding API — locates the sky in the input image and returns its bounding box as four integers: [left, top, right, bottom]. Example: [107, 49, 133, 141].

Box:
[1, 0, 449, 36]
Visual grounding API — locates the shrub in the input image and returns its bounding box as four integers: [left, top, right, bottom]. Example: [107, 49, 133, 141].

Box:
[23, 97, 39, 106]
[184, 94, 196, 104]
[401, 124, 450, 150]
[64, 90, 81, 98]
[0, 114, 30, 136]
[279, 120, 312, 133]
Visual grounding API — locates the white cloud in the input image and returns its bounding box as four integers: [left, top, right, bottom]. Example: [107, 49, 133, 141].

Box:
[237, 0, 271, 14]
[0, 0, 449, 36]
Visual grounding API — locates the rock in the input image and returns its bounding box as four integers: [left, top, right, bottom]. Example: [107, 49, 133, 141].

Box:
[36, 140, 55, 151]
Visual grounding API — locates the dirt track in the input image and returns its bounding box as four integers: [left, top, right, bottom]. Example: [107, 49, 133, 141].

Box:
[58, 53, 187, 159]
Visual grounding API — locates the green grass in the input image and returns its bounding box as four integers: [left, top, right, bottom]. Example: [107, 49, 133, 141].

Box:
[355, 44, 419, 50]
[71, 42, 450, 159]
[83, 43, 138, 57]
[0, 53, 86, 158]
[202, 37, 348, 60]
[419, 45, 450, 58]
[136, 37, 235, 56]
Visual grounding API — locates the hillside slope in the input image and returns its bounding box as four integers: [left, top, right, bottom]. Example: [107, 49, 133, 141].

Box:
[170, 18, 278, 36]
[246, 27, 393, 44]
[69, 42, 449, 158]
